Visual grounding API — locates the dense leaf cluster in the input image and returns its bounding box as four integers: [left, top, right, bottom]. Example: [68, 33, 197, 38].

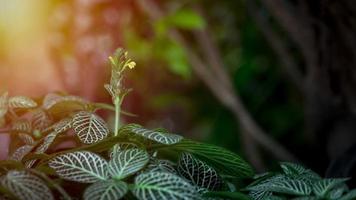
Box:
[0, 49, 353, 200]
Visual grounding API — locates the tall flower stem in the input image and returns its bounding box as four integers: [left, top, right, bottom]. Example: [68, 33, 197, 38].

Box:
[114, 97, 121, 136]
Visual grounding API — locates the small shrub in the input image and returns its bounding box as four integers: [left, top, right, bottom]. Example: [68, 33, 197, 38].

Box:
[0, 49, 354, 200]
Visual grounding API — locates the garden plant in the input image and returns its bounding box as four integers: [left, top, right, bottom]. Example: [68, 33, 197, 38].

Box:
[0, 49, 355, 200]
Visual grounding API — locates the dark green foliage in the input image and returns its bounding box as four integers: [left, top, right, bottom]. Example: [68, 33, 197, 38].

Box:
[0, 49, 353, 200]
[246, 163, 354, 200]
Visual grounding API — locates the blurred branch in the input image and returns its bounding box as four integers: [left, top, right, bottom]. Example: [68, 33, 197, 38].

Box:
[247, 1, 306, 93]
[137, 0, 298, 169]
[258, 0, 316, 72]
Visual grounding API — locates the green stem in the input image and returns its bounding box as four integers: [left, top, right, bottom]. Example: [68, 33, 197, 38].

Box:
[114, 97, 121, 136]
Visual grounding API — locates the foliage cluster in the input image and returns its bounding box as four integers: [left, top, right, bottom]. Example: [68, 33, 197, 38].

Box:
[0, 49, 354, 200]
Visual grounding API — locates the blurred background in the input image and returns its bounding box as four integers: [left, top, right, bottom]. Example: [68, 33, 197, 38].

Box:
[1, 0, 356, 180]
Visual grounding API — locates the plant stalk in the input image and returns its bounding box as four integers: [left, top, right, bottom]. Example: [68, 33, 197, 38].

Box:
[114, 97, 121, 136]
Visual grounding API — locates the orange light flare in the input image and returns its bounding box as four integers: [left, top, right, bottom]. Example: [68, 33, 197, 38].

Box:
[0, 0, 64, 96]
[0, 0, 136, 159]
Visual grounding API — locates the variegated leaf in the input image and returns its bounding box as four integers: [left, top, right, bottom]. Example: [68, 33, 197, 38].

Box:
[172, 140, 254, 178]
[31, 109, 52, 131]
[18, 133, 35, 145]
[49, 151, 108, 183]
[249, 190, 272, 200]
[73, 111, 109, 144]
[109, 142, 138, 159]
[108, 148, 149, 179]
[312, 178, 349, 197]
[122, 124, 183, 145]
[132, 172, 200, 200]
[35, 132, 59, 154]
[247, 175, 312, 196]
[42, 95, 86, 110]
[83, 180, 128, 200]
[146, 159, 177, 174]
[42, 93, 61, 109]
[8, 96, 37, 109]
[0, 92, 8, 118]
[340, 189, 356, 200]
[25, 131, 60, 168]
[12, 120, 32, 133]
[0, 170, 54, 200]
[9, 145, 34, 161]
[178, 153, 223, 191]
[52, 118, 72, 133]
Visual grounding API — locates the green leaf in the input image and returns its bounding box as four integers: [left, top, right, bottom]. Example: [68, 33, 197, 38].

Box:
[167, 9, 205, 30]
[248, 190, 272, 200]
[52, 118, 72, 133]
[83, 180, 128, 200]
[247, 175, 312, 196]
[178, 153, 223, 191]
[8, 96, 37, 109]
[204, 191, 252, 200]
[49, 151, 108, 183]
[312, 178, 349, 197]
[171, 139, 254, 178]
[18, 133, 35, 145]
[44, 95, 88, 119]
[327, 184, 348, 199]
[132, 172, 200, 200]
[1, 170, 54, 200]
[146, 159, 177, 174]
[31, 109, 52, 131]
[280, 162, 308, 176]
[121, 124, 183, 145]
[109, 142, 139, 159]
[9, 145, 34, 161]
[108, 148, 149, 180]
[72, 111, 109, 144]
[12, 119, 32, 133]
[340, 189, 356, 200]
[25, 131, 61, 167]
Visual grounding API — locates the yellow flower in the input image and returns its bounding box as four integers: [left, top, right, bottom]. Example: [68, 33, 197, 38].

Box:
[127, 61, 136, 69]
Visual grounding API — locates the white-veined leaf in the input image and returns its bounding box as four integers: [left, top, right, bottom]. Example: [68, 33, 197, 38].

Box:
[280, 162, 321, 184]
[35, 132, 59, 154]
[0, 92, 8, 118]
[108, 148, 149, 179]
[178, 153, 223, 191]
[327, 184, 348, 199]
[121, 124, 182, 145]
[249, 190, 272, 200]
[42, 95, 87, 110]
[171, 140, 254, 178]
[109, 142, 138, 159]
[18, 133, 35, 145]
[146, 159, 177, 174]
[12, 120, 32, 133]
[83, 180, 128, 200]
[49, 151, 108, 183]
[9, 145, 34, 161]
[0, 170, 54, 200]
[73, 111, 109, 144]
[31, 109, 52, 131]
[312, 178, 349, 197]
[42, 93, 62, 109]
[25, 131, 60, 168]
[132, 172, 200, 200]
[8, 96, 37, 109]
[52, 118, 72, 133]
[340, 189, 356, 200]
[247, 175, 312, 196]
